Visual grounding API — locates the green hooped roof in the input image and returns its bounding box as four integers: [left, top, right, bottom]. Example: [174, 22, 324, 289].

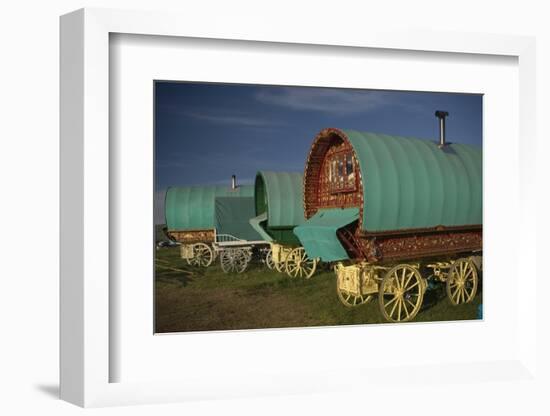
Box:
[165, 185, 254, 231]
[255, 171, 305, 228]
[343, 130, 482, 232]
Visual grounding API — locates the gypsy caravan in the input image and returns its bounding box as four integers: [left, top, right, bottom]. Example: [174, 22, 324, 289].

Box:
[249, 171, 318, 278]
[294, 116, 482, 322]
[165, 176, 267, 273]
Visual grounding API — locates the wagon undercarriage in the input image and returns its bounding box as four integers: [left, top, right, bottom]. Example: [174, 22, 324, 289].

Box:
[265, 243, 318, 279]
[171, 230, 269, 274]
[335, 255, 481, 322]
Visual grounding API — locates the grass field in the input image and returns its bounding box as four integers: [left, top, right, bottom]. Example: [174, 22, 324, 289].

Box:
[155, 246, 482, 333]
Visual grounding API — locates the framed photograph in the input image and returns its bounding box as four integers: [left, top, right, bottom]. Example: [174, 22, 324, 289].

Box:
[60, 8, 539, 408]
[154, 81, 483, 332]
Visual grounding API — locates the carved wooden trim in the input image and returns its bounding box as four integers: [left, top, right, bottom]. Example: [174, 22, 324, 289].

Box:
[167, 229, 215, 244]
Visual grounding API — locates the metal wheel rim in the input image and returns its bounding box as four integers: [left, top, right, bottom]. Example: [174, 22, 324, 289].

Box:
[379, 265, 424, 323]
[285, 247, 317, 278]
[447, 259, 478, 305]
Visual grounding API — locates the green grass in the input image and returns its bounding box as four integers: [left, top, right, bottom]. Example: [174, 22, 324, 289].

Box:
[155, 246, 482, 333]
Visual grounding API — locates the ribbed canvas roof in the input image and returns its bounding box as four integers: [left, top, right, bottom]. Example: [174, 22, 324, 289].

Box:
[165, 185, 254, 230]
[255, 171, 305, 227]
[343, 130, 482, 232]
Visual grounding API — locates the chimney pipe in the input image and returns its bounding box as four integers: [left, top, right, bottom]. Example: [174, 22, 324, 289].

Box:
[231, 174, 237, 190]
[435, 110, 449, 148]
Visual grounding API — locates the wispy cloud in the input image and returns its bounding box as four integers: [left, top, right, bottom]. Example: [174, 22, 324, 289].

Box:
[255, 87, 395, 115]
[161, 104, 284, 128]
[183, 110, 283, 127]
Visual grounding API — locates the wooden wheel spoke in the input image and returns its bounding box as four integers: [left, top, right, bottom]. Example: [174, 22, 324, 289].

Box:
[403, 271, 414, 290]
[451, 286, 460, 301]
[397, 298, 403, 321]
[389, 296, 400, 318]
[406, 298, 417, 310]
[402, 298, 410, 319]
[400, 268, 407, 289]
[384, 296, 398, 308]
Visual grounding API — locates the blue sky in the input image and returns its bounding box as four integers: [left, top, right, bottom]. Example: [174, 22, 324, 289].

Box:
[154, 82, 482, 223]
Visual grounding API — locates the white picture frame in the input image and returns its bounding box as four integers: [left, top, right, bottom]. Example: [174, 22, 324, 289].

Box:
[60, 7, 540, 408]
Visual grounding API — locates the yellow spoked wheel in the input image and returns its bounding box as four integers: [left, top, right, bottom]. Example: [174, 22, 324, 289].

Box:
[379, 264, 424, 323]
[187, 243, 214, 267]
[447, 258, 478, 305]
[285, 247, 318, 279]
[336, 279, 372, 308]
[265, 249, 275, 270]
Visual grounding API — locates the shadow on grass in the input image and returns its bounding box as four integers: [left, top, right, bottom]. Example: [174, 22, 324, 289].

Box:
[421, 284, 446, 312]
[155, 264, 207, 287]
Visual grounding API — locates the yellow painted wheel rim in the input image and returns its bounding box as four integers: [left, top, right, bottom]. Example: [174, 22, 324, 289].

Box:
[336, 281, 372, 307]
[379, 265, 424, 323]
[285, 247, 317, 278]
[447, 259, 478, 305]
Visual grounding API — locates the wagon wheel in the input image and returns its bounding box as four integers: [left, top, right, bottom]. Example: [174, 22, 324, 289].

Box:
[379, 264, 424, 323]
[188, 243, 213, 267]
[336, 272, 372, 307]
[235, 249, 250, 273]
[274, 250, 288, 273]
[219, 250, 232, 273]
[285, 247, 317, 278]
[446, 258, 478, 305]
[220, 249, 249, 274]
[265, 249, 275, 270]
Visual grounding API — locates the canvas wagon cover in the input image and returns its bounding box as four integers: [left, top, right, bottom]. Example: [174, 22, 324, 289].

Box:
[255, 171, 305, 227]
[214, 197, 262, 241]
[343, 130, 482, 232]
[165, 185, 254, 231]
